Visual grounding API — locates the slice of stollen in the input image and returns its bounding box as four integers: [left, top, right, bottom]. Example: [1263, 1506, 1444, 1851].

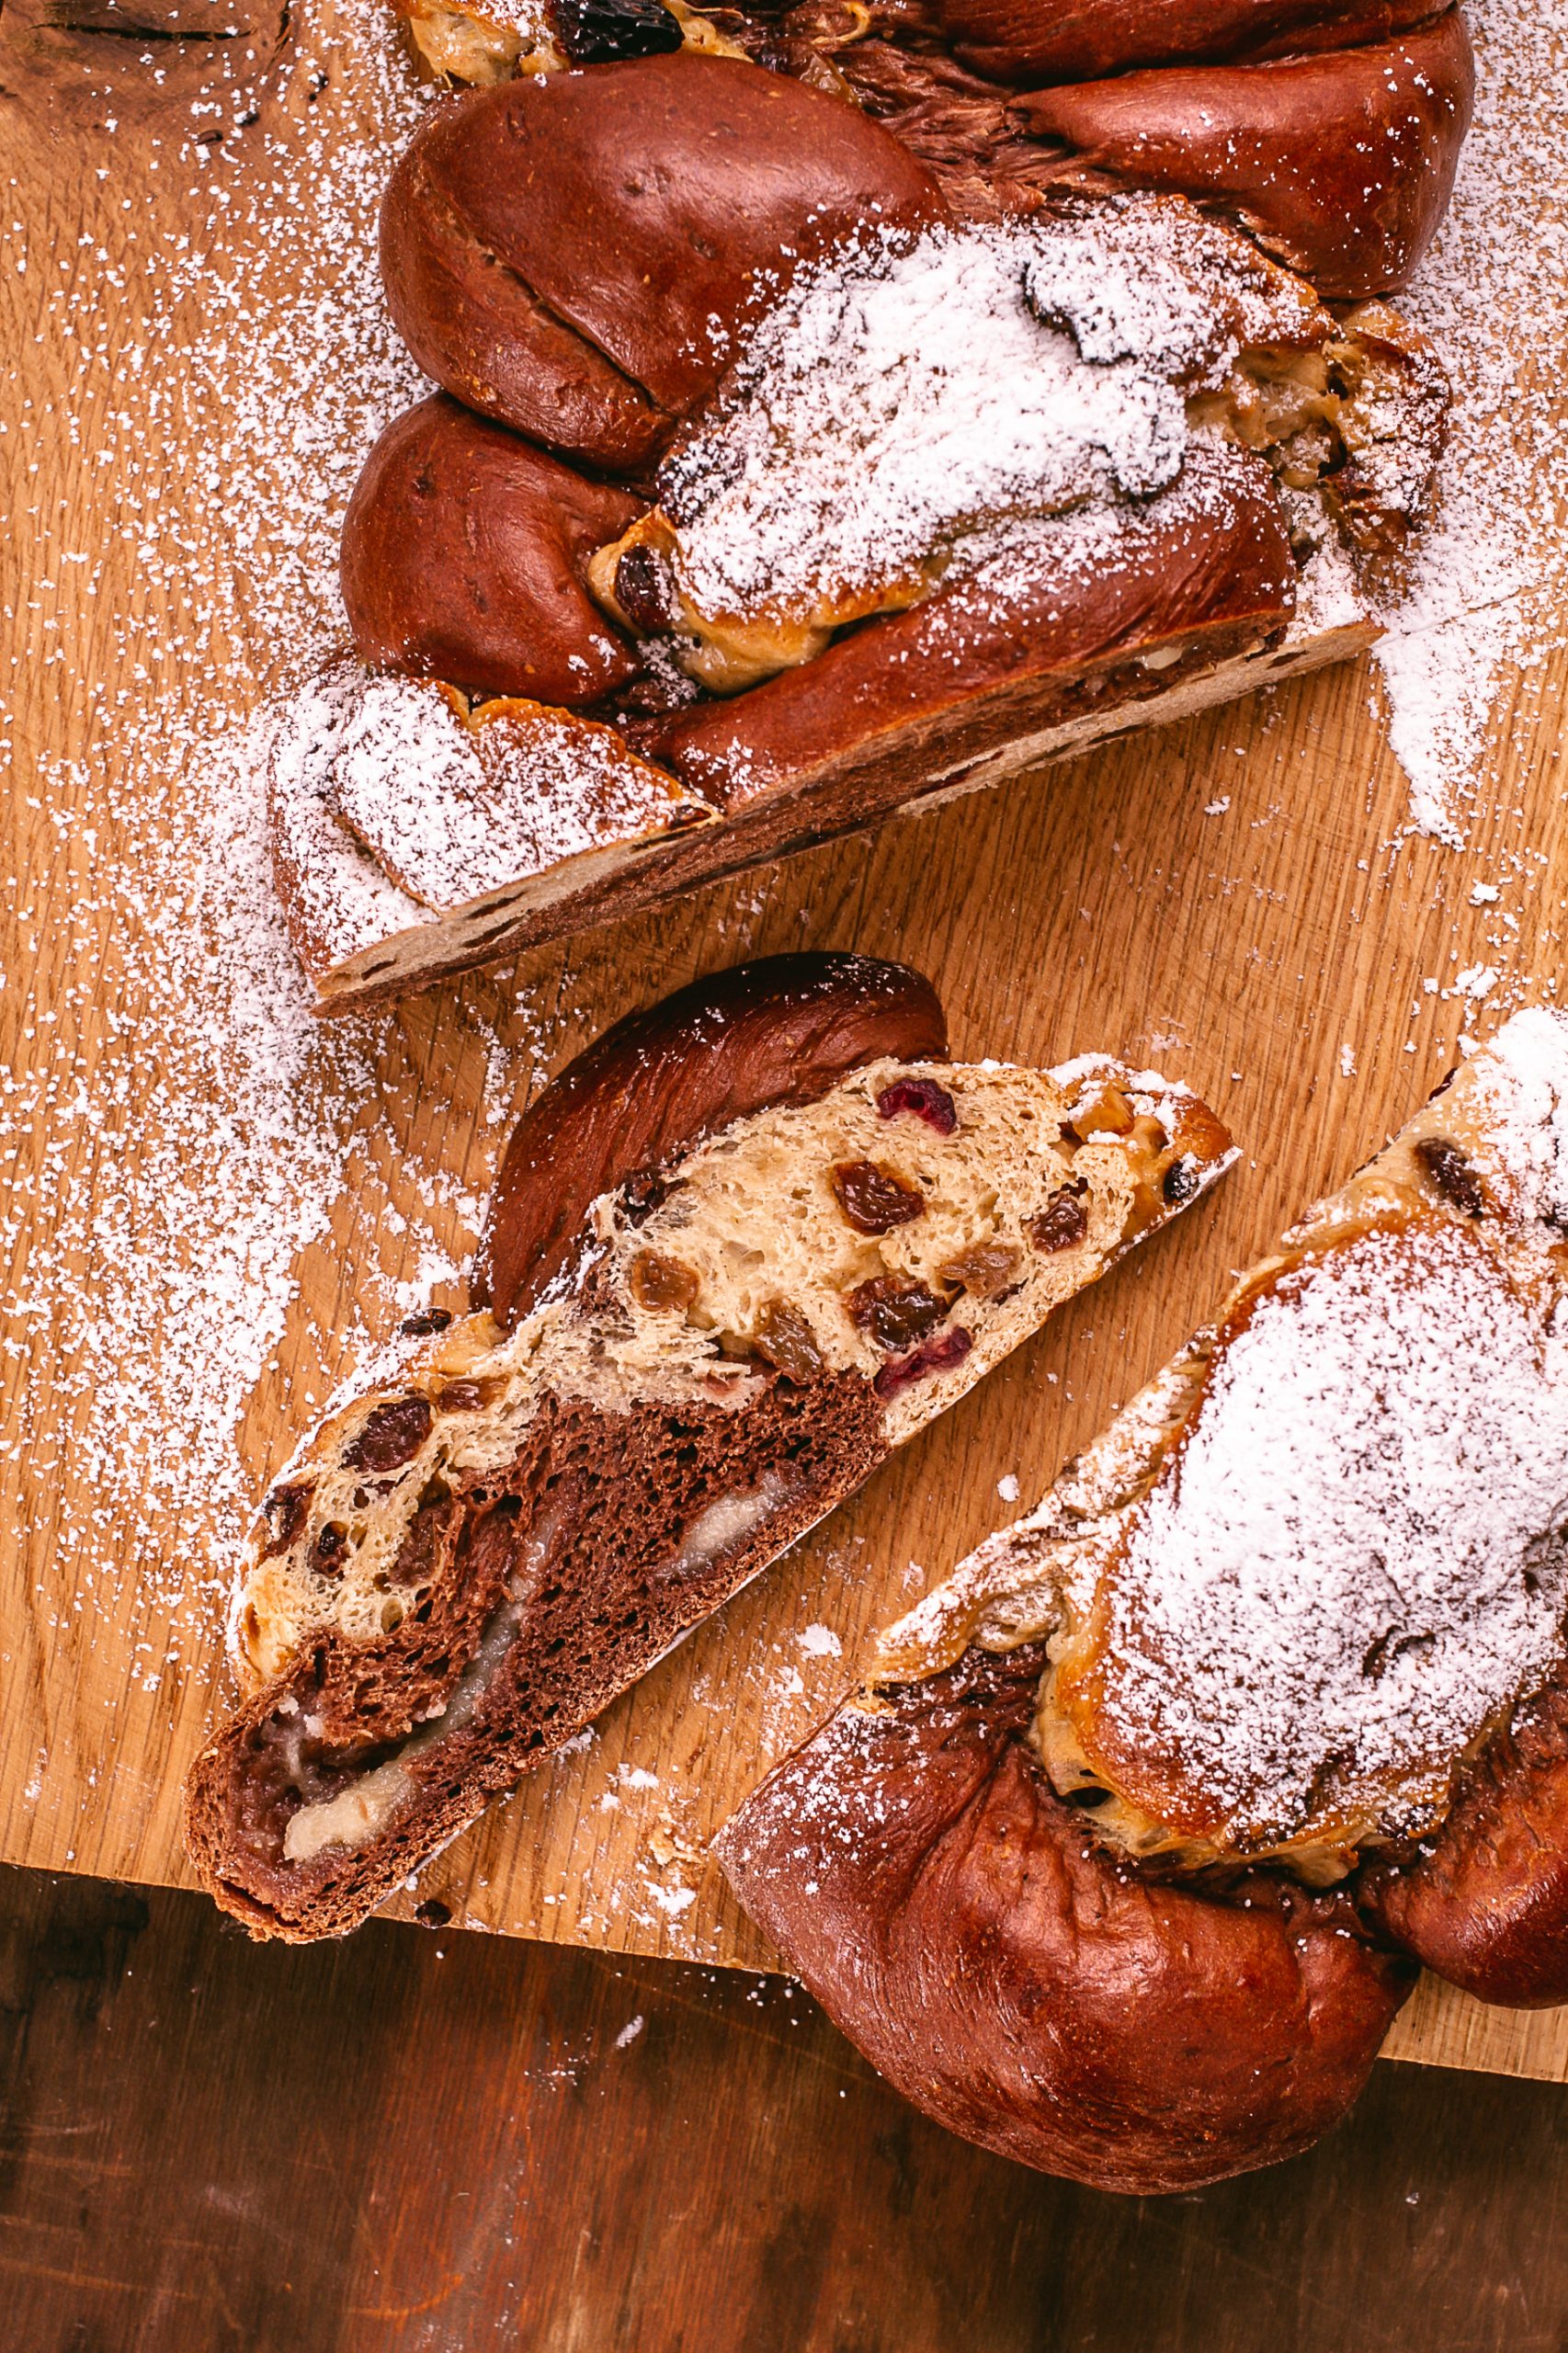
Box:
[184, 951, 1233, 1940]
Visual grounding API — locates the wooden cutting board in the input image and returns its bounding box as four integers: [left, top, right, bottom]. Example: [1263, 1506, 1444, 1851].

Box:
[3, 0, 1565, 2086]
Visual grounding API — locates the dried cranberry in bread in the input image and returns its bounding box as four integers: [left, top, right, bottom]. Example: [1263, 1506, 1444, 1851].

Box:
[474, 952, 949, 1327]
[182, 955, 1233, 1941]
[720, 1010, 1568, 2188]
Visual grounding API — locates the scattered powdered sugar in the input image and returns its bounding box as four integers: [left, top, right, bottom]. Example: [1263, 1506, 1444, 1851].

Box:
[895, 432, 1275, 656]
[1373, 0, 1568, 837]
[645, 1879, 697, 1917]
[459, 0, 549, 31]
[265, 671, 426, 969]
[660, 204, 1295, 627]
[5, 0, 1562, 1927]
[1467, 1006, 1568, 1226]
[1102, 1218, 1568, 1842]
[0, 4, 494, 1631]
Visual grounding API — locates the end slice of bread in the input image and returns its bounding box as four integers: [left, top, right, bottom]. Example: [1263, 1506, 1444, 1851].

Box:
[184, 961, 1232, 1940]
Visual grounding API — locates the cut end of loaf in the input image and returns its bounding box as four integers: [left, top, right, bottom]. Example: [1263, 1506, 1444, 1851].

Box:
[266, 658, 717, 1016]
[268, 597, 1375, 1017]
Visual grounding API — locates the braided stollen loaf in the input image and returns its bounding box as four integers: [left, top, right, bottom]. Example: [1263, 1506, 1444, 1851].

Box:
[184, 952, 1233, 1938]
[392, 0, 1471, 306]
[720, 1008, 1568, 2191]
[274, 50, 1453, 1012]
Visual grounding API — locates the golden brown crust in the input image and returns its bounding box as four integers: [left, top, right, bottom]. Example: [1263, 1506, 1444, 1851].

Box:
[379, 0, 1470, 305]
[301, 44, 1448, 1011]
[717, 1643, 1414, 2194]
[379, 54, 946, 469]
[863, 1019, 1568, 1881]
[1360, 1677, 1568, 2008]
[720, 1016, 1568, 2181]
[1047, 1211, 1516, 1863]
[475, 952, 949, 1326]
[341, 395, 647, 704]
[934, 0, 1445, 83]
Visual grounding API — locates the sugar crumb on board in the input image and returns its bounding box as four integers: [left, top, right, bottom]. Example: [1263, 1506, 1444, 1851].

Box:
[1371, 0, 1568, 840]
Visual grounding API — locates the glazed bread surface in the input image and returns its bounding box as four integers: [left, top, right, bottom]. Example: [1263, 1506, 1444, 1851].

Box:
[278, 51, 1450, 1011]
[390, 0, 1472, 305]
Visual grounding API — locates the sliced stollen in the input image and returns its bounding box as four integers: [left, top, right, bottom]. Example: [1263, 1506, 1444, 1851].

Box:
[183, 952, 1233, 1940]
[719, 1009, 1568, 2192]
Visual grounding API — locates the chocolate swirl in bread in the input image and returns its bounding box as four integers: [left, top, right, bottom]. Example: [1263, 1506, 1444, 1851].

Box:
[720, 1009, 1568, 2191]
[184, 952, 1233, 1939]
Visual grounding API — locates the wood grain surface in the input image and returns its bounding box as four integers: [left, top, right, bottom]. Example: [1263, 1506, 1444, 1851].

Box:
[4, 1858, 1567, 2353]
[4, 0, 1568, 2086]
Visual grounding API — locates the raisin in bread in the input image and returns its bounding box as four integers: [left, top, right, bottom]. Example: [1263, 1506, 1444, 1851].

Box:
[720, 1008, 1568, 2190]
[183, 952, 1233, 1939]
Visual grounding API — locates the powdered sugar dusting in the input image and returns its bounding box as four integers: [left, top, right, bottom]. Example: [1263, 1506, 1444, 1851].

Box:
[660, 203, 1312, 628]
[267, 670, 426, 967]
[324, 671, 688, 910]
[0, 6, 479, 1641]
[1467, 1005, 1568, 1225]
[1374, 0, 1568, 837]
[1100, 1217, 1568, 1845]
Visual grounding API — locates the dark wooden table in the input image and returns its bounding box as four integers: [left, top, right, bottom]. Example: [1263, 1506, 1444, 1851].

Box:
[2, 1863, 1563, 2352]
